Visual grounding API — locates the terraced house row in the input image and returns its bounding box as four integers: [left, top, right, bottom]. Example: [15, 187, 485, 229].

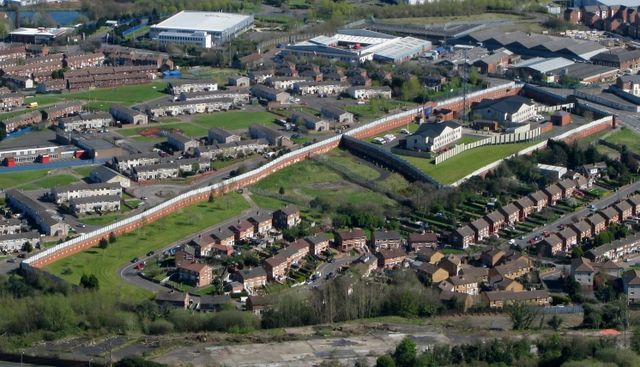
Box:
[539, 193, 640, 257]
[451, 176, 590, 248]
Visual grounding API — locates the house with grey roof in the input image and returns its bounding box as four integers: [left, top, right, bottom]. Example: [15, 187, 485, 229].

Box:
[472, 96, 536, 127]
[405, 121, 462, 152]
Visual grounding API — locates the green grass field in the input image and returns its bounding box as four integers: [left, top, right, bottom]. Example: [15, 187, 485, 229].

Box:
[404, 141, 538, 184]
[253, 159, 396, 207]
[72, 165, 98, 178]
[30, 81, 168, 108]
[379, 12, 528, 25]
[46, 193, 250, 301]
[327, 150, 381, 180]
[604, 128, 640, 154]
[192, 111, 278, 131]
[0, 169, 80, 190]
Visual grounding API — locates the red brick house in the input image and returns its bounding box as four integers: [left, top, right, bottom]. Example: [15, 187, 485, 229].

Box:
[377, 248, 407, 269]
[407, 232, 438, 251]
[335, 228, 367, 252]
[484, 211, 505, 235]
[498, 203, 520, 225]
[248, 210, 273, 235]
[515, 197, 535, 220]
[273, 205, 301, 229]
[570, 220, 592, 242]
[586, 213, 607, 234]
[543, 185, 563, 206]
[627, 194, 640, 216]
[614, 201, 633, 222]
[538, 234, 563, 257]
[305, 233, 330, 255]
[451, 226, 475, 249]
[470, 218, 491, 242]
[601, 207, 620, 226]
[230, 219, 255, 241]
[528, 191, 549, 212]
[178, 262, 213, 288]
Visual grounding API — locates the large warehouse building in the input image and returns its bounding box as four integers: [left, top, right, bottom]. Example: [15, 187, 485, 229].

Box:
[284, 29, 432, 64]
[150, 11, 254, 48]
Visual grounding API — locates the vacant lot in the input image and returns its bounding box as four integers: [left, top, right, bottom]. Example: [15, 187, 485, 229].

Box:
[326, 149, 381, 180]
[345, 100, 415, 120]
[0, 169, 80, 190]
[604, 128, 640, 154]
[31, 81, 169, 107]
[192, 111, 278, 131]
[380, 12, 529, 25]
[253, 159, 396, 208]
[46, 193, 250, 301]
[405, 141, 538, 184]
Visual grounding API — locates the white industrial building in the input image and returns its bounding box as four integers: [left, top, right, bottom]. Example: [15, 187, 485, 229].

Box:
[285, 29, 432, 64]
[150, 11, 254, 48]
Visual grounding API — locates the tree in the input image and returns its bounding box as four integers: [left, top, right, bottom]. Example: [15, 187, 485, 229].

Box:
[548, 315, 563, 331]
[506, 301, 538, 330]
[571, 246, 584, 258]
[109, 231, 117, 243]
[115, 356, 166, 367]
[279, 186, 286, 196]
[208, 193, 215, 203]
[21, 241, 33, 253]
[99, 238, 109, 249]
[375, 355, 396, 367]
[393, 337, 417, 367]
[79, 274, 99, 290]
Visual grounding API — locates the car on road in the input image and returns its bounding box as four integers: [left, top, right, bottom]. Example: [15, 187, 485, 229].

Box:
[6, 258, 16, 263]
[131, 257, 139, 263]
[146, 251, 155, 256]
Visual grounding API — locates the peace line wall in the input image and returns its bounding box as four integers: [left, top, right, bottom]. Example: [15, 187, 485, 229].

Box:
[21, 82, 522, 269]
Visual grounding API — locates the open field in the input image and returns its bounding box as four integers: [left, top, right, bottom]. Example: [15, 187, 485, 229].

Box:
[604, 128, 640, 153]
[253, 159, 397, 208]
[181, 67, 238, 85]
[46, 193, 250, 301]
[192, 111, 279, 131]
[72, 165, 98, 178]
[116, 111, 280, 140]
[30, 81, 169, 108]
[345, 100, 416, 120]
[326, 149, 381, 180]
[379, 12, 530, 25]
[0, 169, 81, 190]
[404, 141, 539, 184]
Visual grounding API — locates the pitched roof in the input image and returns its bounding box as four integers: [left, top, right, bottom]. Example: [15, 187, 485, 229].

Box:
[337, 228, 366, 240]
[623, 269, 640, 285]
[499, 203, 519, 216]
[572, 257, 595, 273]
[494, 259, 530, 276]
[411, 120, 461, 139]
[373, 230, 402, 242]
[482, 95, 533, 114]
[378, 248, 407, 260]
[408, 232, 438, 243]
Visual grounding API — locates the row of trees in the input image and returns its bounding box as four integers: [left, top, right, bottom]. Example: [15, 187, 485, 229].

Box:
[261, 271, 449, 328]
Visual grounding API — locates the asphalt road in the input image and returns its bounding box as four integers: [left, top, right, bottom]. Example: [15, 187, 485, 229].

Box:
[117, 194, 259, 294]
[515, 181, 640, 249]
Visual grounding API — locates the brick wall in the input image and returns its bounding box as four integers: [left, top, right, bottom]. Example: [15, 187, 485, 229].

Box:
[24, 83, 521, 269]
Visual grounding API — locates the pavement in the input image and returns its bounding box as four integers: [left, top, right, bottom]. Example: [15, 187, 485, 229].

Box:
[514, 181, 640, 249]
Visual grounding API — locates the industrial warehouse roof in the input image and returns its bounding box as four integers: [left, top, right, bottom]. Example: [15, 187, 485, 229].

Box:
[368, 37, 432, 62]
[512, 57, 575, 74]
[151, 11, 252, 33]
[458, 29, 607, 60]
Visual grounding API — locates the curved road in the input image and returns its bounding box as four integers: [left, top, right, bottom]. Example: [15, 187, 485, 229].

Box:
[117, 191, 259, 293]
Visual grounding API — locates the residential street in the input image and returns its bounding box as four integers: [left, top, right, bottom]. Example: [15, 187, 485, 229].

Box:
[514, 181, 640, 249]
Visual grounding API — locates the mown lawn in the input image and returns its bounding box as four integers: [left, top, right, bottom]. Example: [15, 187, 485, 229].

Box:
[404, 141, 539, 184]
[46, 193, 250, 301]
[604, 128, 640, 154]
[72, 165, 98, 178]
[192, 111, 278, 131]
[0, 169, 80, 190]
[31, 81, 169, 107]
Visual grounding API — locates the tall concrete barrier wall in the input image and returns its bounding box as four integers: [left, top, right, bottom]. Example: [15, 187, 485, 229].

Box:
[21, 82, 522, 270]
[447, 116, 614, 187]
[434, 127, 542, 165]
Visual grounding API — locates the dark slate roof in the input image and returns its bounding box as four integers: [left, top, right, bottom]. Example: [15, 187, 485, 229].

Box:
[481, 96, 533, 114]
[592, 49, 640, 64]
[412, 120, 461, 139]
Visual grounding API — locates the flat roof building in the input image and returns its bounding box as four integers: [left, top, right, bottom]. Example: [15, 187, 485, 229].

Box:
[150, 11, 254, 48]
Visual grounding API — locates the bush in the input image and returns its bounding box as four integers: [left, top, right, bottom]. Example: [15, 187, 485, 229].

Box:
[147, 319, 174, 335]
